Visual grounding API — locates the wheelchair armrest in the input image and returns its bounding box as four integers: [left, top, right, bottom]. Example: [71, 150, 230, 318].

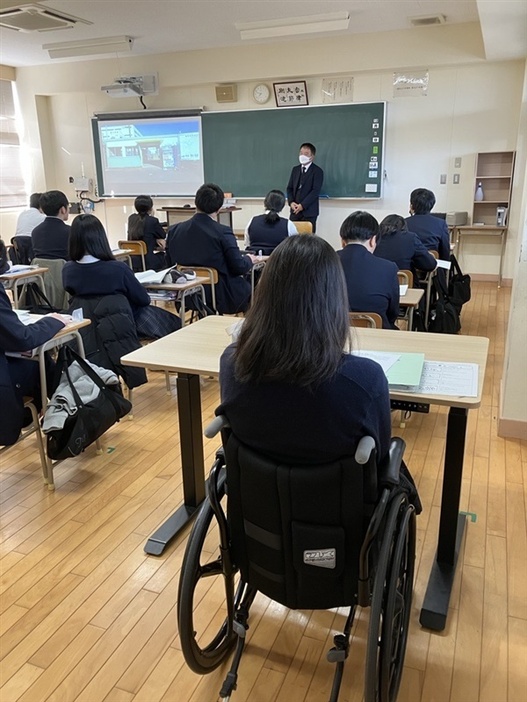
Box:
[378, 437, 406, 487]
[204, 414, 230, 438]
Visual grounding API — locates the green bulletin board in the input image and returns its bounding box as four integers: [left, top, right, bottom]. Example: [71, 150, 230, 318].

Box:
[202, 102, 385, 198]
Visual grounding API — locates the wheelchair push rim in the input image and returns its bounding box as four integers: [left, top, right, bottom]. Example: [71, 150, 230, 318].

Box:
[364, 492, 416, 702]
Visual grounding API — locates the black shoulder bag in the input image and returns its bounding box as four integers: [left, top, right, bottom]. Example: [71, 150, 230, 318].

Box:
[428, 274, 461, 334]
[46, 346, 132, 460]
[448, 253, 471, 313]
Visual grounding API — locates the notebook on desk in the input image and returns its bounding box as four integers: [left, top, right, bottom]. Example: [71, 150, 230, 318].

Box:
[352, 350, 425, 391]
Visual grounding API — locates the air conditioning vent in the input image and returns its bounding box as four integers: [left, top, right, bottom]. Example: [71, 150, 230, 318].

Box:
[409, 14, 446, 27]
[0, 3, 91, 32]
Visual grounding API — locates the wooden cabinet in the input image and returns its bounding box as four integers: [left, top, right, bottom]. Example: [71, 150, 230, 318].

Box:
[472, 151, 515, 226]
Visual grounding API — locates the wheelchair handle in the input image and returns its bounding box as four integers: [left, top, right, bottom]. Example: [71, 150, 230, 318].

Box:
[204, 414, 230, 438]
[355, 436, 376, 464]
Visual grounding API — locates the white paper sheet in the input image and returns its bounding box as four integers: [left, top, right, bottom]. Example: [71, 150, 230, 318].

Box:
[416, 361, 479, 397]
[399, 284, 408, 296]
[352, 350, 401, 374]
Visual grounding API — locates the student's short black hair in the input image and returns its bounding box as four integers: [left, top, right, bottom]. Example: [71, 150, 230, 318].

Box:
[410, 188, 436, 215]
[379, 214, 408, 238]
[195, 183, 224, 214]
[340, 210, 379, 242]
[134, 195, 154, 215]
[69, 214, 115, 262]
[29, 192, 42, 209]
[39, 190, 69, 217]
[300, 142, 316, 156]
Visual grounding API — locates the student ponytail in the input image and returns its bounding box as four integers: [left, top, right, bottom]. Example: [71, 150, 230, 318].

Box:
[128, 195, 153, 240]
[263, 190, 286, 225]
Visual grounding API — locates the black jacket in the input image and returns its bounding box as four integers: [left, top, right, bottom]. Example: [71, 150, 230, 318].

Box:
[166, 213, 252, 314]
[31, 217, 70, 260]
[374, 230, 437, 280]
[404, 214, 450, 261]
[67, 294, 147, 390]
[338, 244, 400, 329]
[286, 163, 324, 219]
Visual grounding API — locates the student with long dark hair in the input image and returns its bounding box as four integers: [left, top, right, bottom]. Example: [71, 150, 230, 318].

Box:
[220, 236, 384, 460]
[375, 214, 437, 280]
[127, 195, 166, 271]
[217, 234, 420, 507]
[244, 189, 297, 255]
[62, 214, 180, 339]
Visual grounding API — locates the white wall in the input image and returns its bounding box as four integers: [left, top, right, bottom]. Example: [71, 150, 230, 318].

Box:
[2, 23, 525, 279]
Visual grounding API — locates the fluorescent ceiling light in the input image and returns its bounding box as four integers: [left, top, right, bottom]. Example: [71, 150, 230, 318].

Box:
[43, 35, 133, 59]
[235, 11, 349, 40]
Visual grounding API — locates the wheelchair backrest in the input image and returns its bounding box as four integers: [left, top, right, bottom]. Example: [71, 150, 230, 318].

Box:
[224, 434, 373, 611]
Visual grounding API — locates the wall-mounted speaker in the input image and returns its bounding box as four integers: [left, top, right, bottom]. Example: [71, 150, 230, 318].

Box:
[215, 84, 237, 103]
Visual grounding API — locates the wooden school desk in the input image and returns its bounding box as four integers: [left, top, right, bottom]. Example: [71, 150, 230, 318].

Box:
[399, 287, 424, 330]
[140, 277, 208, 326]
[121, 317, 488, 631]
[0, 266, 49, 309]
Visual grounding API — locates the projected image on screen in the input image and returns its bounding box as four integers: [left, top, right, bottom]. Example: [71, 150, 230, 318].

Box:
[93, 115, 204, 197]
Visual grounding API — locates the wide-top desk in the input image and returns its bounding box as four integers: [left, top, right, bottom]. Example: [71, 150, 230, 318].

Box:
[121, 316, 488, 631]
[452, 224, 507, 286]
[160, 206, 242, 230]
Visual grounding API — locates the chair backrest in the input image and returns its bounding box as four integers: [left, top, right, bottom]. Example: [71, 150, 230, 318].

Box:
[178, 265, 219, 311]
[294, 222, 313, 234]
[349, 312, 382, 329]
[11, 236, 34, 265]
[397, 269, 414, 288]
[223, 432, 377, 611]
[31, 257, 68, 310]
[118, 240, 147, 271]
[429, 250, 439, 259]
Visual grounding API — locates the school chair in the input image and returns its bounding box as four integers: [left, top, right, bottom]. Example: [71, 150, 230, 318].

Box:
[0, 397, 49, 485]
[349, 312, 382, 329]
[118, 240, 147, 271]
[294, 221, 313, 234]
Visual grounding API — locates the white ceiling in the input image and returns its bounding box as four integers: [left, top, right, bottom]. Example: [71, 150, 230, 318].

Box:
[0, 0, 525, 68]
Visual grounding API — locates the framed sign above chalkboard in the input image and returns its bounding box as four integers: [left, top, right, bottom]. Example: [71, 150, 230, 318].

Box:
[202, 102, 385, 198]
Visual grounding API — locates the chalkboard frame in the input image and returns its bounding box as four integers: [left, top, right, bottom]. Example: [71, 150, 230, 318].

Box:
[202, 101, 385, 199]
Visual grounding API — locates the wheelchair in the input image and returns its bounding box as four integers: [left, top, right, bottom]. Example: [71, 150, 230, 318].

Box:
[177, 417, 416, 702]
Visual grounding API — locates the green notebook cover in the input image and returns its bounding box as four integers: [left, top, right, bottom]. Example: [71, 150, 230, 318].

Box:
[386, 352, 425, 390]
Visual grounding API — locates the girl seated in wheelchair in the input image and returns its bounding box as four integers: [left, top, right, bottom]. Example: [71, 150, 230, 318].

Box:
[217, 234, 420, 509]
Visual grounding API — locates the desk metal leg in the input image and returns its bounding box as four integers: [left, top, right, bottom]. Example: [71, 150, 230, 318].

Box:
[144, 372, 206, 555]
[420, 406, 468, 631]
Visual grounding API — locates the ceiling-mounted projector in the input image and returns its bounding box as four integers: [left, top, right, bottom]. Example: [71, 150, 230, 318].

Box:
[101, 73, 158, 98]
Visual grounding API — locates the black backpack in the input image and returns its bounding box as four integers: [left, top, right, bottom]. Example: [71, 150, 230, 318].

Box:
[428, 275, 461, 334]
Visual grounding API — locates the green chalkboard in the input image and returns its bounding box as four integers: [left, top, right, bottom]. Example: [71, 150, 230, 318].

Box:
[202, 102, 384, 198]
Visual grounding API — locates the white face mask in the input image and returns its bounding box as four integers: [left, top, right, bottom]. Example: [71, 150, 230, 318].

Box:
[299, 154, 311, 165]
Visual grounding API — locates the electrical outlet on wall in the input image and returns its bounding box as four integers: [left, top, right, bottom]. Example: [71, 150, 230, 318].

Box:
[454, 157, 462, 168]
[453, 174, 460, 184]
[440, 174, 447, 184]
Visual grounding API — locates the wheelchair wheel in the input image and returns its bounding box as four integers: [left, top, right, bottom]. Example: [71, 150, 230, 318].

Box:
[177, 482, 241, 675]
[364, 493, 416, 702]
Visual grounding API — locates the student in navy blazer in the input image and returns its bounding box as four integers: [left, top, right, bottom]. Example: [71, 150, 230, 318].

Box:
[374, 214, 437, 281]
[405, 188, 451, 260]
[337, 211, 400, 329]
[0, 241, 68, 445]
[286, 143, 324, 233]
[166, 183, 258, 314]
[31, 190, 71, 260]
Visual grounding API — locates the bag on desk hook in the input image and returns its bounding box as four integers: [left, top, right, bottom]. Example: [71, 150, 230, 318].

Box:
[44, 346, 131, 460]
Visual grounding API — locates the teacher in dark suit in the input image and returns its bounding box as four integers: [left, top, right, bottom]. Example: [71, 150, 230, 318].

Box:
[286, 143, 324, 233]
[166, 183, 258, 314]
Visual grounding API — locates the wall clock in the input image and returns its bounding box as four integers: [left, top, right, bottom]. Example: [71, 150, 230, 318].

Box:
[253, 83, 271, 104]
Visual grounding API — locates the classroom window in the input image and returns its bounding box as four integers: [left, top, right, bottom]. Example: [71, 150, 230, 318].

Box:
[0, 79, 27, 208]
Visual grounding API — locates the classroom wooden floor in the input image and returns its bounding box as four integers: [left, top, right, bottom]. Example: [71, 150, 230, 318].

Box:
[1, 281, 525, 702]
